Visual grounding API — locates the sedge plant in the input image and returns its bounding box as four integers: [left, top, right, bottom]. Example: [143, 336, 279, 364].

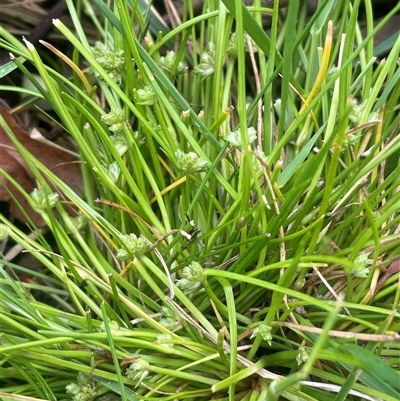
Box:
[0, 0, 399, 400]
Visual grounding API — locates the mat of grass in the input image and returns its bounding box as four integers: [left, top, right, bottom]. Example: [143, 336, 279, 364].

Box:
[1, 1, 399, 400]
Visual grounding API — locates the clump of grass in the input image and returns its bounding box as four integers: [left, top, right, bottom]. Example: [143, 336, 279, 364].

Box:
[1, 1, 399, 400]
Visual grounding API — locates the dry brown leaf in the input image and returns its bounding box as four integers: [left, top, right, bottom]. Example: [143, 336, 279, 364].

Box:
[0, 105, 82, 227]
[373, 257, 400, 297]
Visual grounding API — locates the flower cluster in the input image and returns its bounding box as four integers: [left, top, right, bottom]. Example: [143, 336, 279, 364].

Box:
[158, 50, 187, 73]
[66, 372, 98, 401]
[225, 127, 257, 148]
[176, 261, 204, 295]
[101, 107, 126, 134]
[349, 98, 380, 127]
[91, 42, 125, 82]
[116, 233, 149, 261]
[159, 306, 182, 331]
[135, 85, 155, 105]
[342, 132, 362, 149]
[30, 188, 59, 212]
[227, 32, 258, 56]
[352, 253, 371, 278]
[105, 161, 120, 184]
[194, 42, 215, 79]
[65, 214, 87, 237]
[126, 358, 150, 387]
[250, 323, 272, 346]
[296, 345, 310, 365]
[110, 132, 129, 155]
[175, 149, 209, 174]
[227, 32, 238, 57]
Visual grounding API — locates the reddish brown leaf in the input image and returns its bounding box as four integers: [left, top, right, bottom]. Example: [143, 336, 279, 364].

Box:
[0, 105, 82, 227]
[374, 257, 400, 296]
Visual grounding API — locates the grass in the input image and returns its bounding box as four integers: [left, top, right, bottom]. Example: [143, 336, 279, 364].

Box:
[0, 0, 399, 400]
